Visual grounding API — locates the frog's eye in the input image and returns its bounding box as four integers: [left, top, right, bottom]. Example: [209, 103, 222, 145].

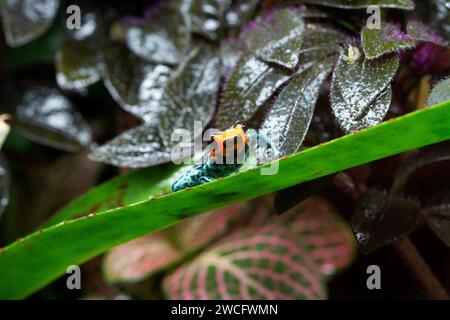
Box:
[210, 136, 215, 142]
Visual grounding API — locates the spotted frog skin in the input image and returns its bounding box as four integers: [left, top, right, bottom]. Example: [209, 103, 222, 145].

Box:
[172, 123, 252, 192]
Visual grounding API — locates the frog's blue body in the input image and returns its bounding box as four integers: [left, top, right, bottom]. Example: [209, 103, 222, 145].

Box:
[171, 159, 244, 192]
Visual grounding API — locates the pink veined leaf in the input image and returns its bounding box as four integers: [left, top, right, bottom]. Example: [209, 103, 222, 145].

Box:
[163, 224, 327, 300]
[174, 204, 246, 252]
[103, 232, 182, 284]
[102, 205, 246, 284]
[276, 197, 357, 277]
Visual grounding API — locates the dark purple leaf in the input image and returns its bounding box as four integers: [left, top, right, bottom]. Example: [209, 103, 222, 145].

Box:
[331, 47, 398, 132]
[290, 0, 414, 9]
[56, 38, 101, 93]
[12, 87, 93, 152]
[352, 189, 422, 254]
[243, 8, 305, 70]
[390, 141, 450, 194]
[120, 2, 191, 65]
[260, 57, 334, 157]
[100, 43, 171, 122]
[406, 20, 449, 47]
[0, 0, 59, 47]
[216, 54, 291, 128]
[92, 45, 221, 168]
[361, 23, 417, 59]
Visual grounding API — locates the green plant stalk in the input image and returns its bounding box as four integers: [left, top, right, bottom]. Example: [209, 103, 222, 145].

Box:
[0, 101, 450, 299]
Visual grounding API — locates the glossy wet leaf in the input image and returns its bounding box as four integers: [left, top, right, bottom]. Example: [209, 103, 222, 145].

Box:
[93, 45, 220, 167]
[361, 23, 417, 59]
[163, 224, 327, 300]
[297, 22, 347, 67]
[406, 20, 449, 47]
[352, 189, 422, 254]
[188, 0, 227, 41]
[11, 87, 92, 152]
[217, 54, 291, 128]
[331, 81, 392, 133]
[0, 155, 10, 218]
[188, 0, 259, 41]
[56, 38, 101, 93]
[331, 49, 398, 131]
[425, 194, 450, 247]
[291, 0, 414, 9]
[100, 43, 171, 122]
[1, 100, 450, 299]
[121, 2, 191, 65]
[243, 8, 305, 70]
[260, 58, 334, 157]
[224, 0, 259, 29]
[427, 78, 450, 106]
[0, 0, 59, 47]
[89, 123, 173, 168]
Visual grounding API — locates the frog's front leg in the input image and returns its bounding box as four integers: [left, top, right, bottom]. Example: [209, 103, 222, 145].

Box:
[246, 129, 284, 166]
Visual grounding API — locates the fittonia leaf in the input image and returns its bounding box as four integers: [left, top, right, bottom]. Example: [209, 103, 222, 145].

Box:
[260, 57, 334, 157]
[216, 54, 291, 128]
[56, 38, 101, 93]
[0, 155, 10, 218]
[12, 87, 93, 152]
[163, 197, 356, 299]
[92, 45, 221, 168]
[331, 47, 398, 131]
[103, 233, 183, 284]
[120, 1, 191, 65]
[100, 43, 172, 123]
[427, 77, 450, 106]
[351, 189, 422, 254]
[361, 23, 417, 59]
[243, 8, 305, 70]
[290, 0, 414, 10]
[163, 224, 327, 300]
[0, 0, 59, 47]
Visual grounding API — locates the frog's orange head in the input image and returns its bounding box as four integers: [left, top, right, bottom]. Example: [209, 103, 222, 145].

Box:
[210, 122, 249, 159]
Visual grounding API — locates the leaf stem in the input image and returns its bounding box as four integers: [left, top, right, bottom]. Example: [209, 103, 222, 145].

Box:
[394, 237, 448, 300]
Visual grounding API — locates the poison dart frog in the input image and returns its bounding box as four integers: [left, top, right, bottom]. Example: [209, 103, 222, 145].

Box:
[172, 121, 278, 192]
